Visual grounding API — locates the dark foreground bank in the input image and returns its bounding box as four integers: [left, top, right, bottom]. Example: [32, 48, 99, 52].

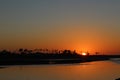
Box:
[116, 78, 120, 80]
[0, 55, 111, 65]
[0, 49, 120, 65]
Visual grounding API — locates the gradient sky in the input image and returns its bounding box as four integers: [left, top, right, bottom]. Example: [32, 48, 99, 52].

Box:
[0, 0, 120, 54]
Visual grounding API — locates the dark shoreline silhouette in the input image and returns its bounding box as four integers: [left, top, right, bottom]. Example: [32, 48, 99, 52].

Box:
[116, 78, 120, 80]
[0, 49, 120, 65]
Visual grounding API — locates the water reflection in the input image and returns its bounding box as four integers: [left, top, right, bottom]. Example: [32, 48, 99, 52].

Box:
[0, 61, 120, 80]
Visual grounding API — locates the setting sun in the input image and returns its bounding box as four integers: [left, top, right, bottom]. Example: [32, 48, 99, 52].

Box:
[82, 52, 87, 56]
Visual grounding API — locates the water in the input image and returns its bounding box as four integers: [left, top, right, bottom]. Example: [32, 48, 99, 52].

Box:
[0, 60, 120, 80]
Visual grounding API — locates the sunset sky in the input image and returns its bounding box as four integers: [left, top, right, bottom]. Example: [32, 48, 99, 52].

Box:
[0, 0, 120, 54]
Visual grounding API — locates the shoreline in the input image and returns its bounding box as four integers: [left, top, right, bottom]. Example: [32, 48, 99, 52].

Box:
[0, 58, 109, 66]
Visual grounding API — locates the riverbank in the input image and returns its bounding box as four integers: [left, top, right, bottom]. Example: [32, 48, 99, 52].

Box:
[0, 49, 120, 65]
[0, 56, 110, 65]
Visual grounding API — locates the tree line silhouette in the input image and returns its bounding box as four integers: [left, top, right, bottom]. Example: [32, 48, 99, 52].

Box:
[0, 49, 83, 65]
[0, 48, 80, 59]
[0, 48, 120, 65]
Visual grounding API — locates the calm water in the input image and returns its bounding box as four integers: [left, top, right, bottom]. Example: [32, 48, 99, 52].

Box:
[0, 60, 120, 80]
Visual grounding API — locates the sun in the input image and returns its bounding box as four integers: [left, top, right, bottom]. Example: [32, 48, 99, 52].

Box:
[82, 52, 87, 56]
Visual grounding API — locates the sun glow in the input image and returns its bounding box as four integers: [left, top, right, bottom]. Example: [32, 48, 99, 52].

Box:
[82, 52, 87, 56]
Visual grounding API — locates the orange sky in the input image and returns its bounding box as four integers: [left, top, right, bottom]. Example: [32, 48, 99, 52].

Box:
[0, 0, 120, 54]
